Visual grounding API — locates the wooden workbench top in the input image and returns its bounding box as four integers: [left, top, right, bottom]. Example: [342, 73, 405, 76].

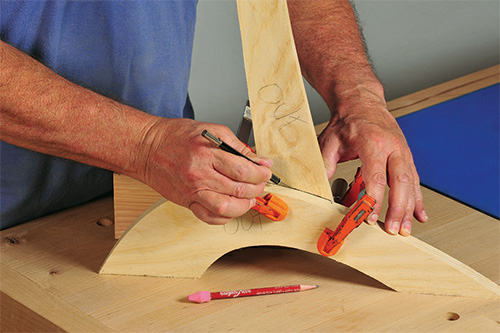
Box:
[1, 157, 499, 331]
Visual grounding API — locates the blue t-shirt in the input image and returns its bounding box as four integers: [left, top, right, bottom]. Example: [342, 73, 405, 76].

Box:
[0, 0, 198, 229]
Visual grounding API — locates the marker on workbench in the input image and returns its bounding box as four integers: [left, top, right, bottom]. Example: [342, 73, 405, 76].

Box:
[201, 130, 287, 186]
[188, 284, 319, 303]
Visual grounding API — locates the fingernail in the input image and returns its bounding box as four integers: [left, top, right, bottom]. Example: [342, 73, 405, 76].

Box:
[422, 210, 429, 222]
[387, 221, 399, 235]
[250, 198, 257, 207]
[401, 220, 412, 235]
[367, 213, 378, 225]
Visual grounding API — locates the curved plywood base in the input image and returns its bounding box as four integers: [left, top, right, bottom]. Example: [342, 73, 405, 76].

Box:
[100, 185, 500, 299]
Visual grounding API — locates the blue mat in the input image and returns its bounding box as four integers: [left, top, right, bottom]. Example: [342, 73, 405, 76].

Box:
[397, 83, 499, 219]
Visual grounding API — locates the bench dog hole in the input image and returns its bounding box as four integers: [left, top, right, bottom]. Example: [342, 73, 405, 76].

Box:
[446, 312, 460, 321]
[97, 218, 114, 227]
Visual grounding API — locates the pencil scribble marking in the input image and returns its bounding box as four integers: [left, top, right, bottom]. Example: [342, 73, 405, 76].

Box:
[258, 83, 306, 131]
[258, 84, 283, 104]
[224, 211, 262, 234]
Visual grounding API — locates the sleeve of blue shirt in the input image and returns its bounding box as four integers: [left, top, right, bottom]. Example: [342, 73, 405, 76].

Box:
[0, 0, 198, 229]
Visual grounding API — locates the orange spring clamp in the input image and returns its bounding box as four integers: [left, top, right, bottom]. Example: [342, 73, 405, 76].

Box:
[317, 193, 376, 257]
[251, 193, 288, 221]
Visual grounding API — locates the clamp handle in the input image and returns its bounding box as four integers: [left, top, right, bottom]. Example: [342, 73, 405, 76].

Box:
[317, 193, 376, 257]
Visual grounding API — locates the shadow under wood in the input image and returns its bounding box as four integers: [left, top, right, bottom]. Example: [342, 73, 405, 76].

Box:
[206, 246, 394, 292]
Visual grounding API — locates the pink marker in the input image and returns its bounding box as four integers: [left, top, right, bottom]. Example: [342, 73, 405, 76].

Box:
[188, 284, 319, 303]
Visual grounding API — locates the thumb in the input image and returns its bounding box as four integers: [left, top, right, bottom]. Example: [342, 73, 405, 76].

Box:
[322, 153, 338, 179]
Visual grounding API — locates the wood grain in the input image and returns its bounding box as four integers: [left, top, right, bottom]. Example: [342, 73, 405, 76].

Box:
[101, 183, 500, 299]
[1, 2, 499, 328]
[113, 173, 162, 239]
[102, 186, 344, 278]
[2, 162, 500, 331]
[1, 264, 109, 332]
[387, 64, 499, 118]
[0, 291, 64, 332]
[237, 0, 333, 201]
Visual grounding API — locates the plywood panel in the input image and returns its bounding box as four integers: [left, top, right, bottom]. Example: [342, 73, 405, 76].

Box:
[237, 0, 332, 201]
[2, 171, 499, 331]
[102, 183, 500, 299]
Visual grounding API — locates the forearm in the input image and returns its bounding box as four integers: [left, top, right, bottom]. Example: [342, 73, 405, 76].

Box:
[0, 41, 156, 178]
[287, 0, 385, 113]
[287, 1, 427, 234]
[0, 41, 273, 225]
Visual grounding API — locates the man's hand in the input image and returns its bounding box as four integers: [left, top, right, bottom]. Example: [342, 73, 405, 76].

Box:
[0, 41, 271, 226]
[134, 118, 272, 225]
[318, 86, 428, 236]
[287, 0, 428, 235]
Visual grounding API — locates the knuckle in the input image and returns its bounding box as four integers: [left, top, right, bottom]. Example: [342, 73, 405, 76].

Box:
[371, 172, 387, 188]
[213, 200, 230, 217]
[240, 145, 254, 156]
[183, 167, 203, 184]
[388, 199, 407, 214]
[391, 139, 406, 153]
[235, 163, 250, 180]
[415, 194, 424, 205]
[389, 205, 406, 218]
[215, 125, 236, 142]
[233, 182, 247, 198]
[415, 196, 425, 210]
[185, 172, 198, 184]
[194, 208, 209, 221]
[189, 198, 233, 225]
[190, 202, 209, 219]
[413, 172, 421, 186]
[395, 172, 411, 185]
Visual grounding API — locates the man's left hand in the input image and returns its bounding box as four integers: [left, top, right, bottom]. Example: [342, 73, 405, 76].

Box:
[318, 88, 428, 236]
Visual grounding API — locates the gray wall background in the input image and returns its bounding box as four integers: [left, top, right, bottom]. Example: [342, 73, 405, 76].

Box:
[188, 0, 500, 133]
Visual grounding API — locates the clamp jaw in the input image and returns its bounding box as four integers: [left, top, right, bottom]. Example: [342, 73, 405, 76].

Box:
[252, 193, 288, 221]
[317, 168, 376, 257]
[338, 167, 365, 207]
[317, 193, 375, 256]
[249, 167, 374, 255]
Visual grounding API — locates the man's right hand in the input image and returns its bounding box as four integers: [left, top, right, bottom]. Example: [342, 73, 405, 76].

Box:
[134, 118, 273, 225]
[1, 41, 271, 226]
